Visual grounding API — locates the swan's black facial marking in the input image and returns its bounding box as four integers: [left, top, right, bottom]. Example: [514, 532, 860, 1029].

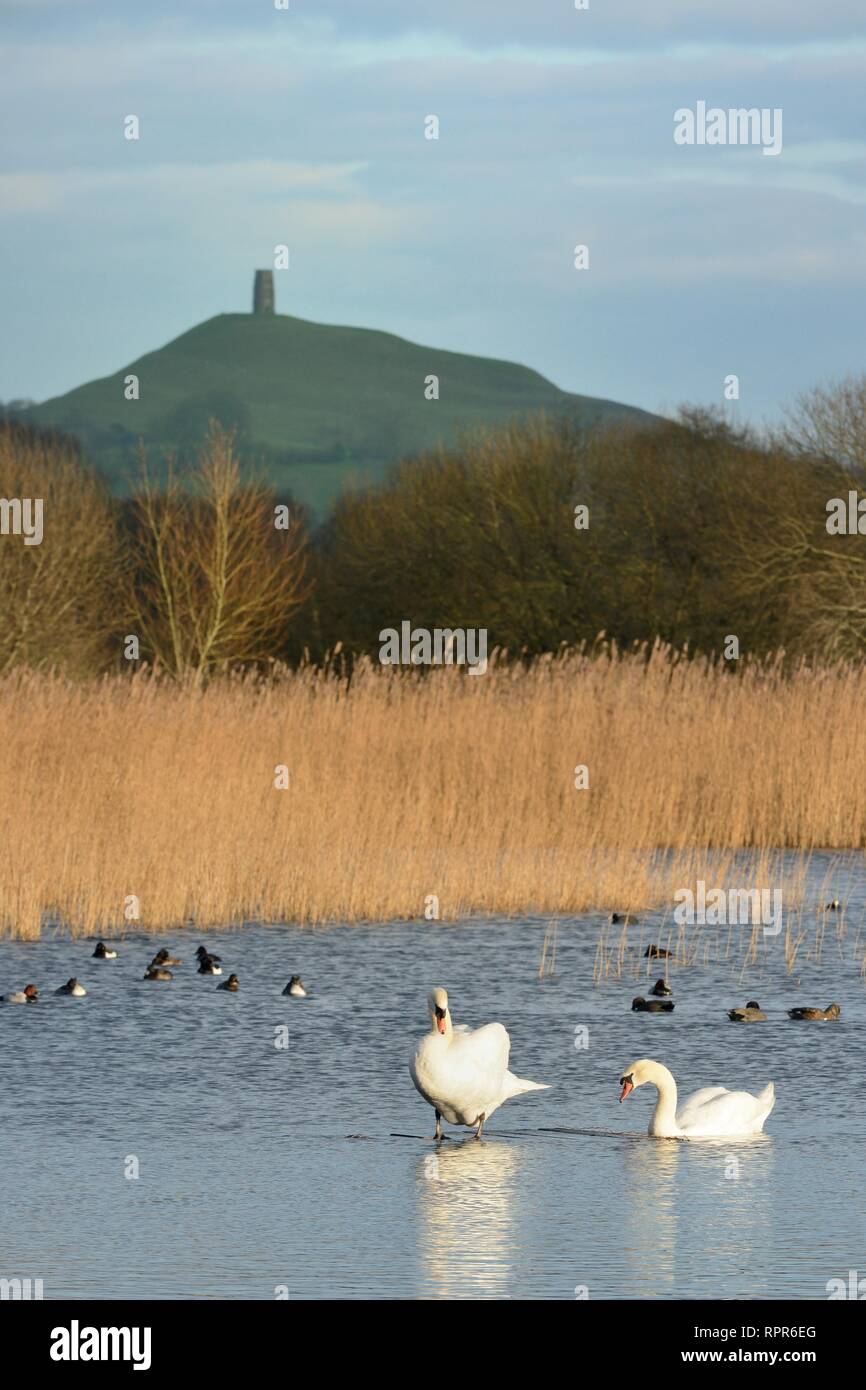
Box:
[435, 1006, 446, 1020]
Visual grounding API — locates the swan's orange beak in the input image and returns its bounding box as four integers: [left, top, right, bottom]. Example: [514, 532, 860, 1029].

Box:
[437, 1015, 447, 1034]
[619, 1078, 633, 1103]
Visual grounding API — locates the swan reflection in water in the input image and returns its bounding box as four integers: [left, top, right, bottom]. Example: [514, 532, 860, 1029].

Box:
[416, 1139, 523, 1298]
[619, 1132, 776, 1296]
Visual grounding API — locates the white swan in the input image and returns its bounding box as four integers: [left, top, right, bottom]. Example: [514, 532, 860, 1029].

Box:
[410, 987, 549, 1140]
[618, 1058, 775, 1137]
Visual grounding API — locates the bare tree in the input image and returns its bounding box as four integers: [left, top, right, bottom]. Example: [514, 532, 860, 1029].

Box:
[0, 422, 120, 675]
[781, 375, 866, 473]
[127, 423, 310, 681]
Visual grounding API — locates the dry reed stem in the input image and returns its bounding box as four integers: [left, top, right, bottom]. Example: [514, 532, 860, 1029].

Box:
[1, 645, 865, 938]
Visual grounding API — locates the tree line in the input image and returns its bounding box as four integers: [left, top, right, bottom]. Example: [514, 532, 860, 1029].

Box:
[1, 377, 865, 680]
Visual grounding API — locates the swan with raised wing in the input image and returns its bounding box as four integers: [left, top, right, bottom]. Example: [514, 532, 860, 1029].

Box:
[618, 1058, 774, 1137]
[410, 987, 549, 1140]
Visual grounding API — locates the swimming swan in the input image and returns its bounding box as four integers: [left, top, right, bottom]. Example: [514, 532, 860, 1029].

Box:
[410, 986, 549, 1140]
[618, 1058, 775, 1137]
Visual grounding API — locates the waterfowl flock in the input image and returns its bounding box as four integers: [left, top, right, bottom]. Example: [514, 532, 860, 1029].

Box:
[409, 968, 840, 1141]
[409, 985, 778, 1140]
[627, 979, 840, 1026]
[0, 942, 309, 1002]
[0, 910, 845, 1145]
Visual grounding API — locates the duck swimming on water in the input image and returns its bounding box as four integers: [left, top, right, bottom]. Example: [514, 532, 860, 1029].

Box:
[728, 1000, 765, 1022]
[788, 1002, 840, 1021]
[1, 984, 38, 1003]
[55, 978, 86, 997]
[632, 996, 674, 1014]
[151, 948, 181, 967]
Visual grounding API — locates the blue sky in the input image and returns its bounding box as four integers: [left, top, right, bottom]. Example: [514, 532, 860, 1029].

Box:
[0, 0, 864, 423]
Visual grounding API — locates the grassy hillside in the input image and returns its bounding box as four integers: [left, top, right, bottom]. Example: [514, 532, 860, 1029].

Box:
[24, 312, 656, 514]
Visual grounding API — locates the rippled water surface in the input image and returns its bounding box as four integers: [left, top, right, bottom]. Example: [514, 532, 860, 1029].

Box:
[2, 852, 865, 1300]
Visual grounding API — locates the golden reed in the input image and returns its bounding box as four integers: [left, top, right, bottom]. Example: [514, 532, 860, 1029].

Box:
[1, 643, 864, 938]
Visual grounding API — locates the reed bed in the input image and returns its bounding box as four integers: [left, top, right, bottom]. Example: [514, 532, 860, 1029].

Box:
[2, 643, 866, 938]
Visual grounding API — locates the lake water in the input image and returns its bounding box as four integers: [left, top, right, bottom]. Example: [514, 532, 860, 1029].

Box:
[2, 851, 865, 1300]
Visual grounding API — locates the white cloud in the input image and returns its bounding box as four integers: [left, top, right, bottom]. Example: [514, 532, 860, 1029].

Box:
[0, 158, 370, 216]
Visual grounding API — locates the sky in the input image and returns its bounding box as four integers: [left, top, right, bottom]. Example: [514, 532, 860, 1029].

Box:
[0, 0, 864, 424]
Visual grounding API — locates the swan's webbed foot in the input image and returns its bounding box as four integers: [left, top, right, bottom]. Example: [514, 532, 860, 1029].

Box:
[474, 1114, 486, 1140]
[434, 1110, 442, 1142]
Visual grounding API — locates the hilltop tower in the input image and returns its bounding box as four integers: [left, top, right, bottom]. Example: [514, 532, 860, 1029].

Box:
[253, 270, 275, 316]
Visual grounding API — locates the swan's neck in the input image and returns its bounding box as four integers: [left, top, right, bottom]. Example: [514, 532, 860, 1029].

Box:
[646, 1063, 680, 1137]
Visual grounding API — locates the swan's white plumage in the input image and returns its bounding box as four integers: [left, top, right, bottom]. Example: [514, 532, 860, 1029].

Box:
[410, 988, 548, 1131]
[674, 1083, 774, 1136]
[620, 1059, 775, 1137]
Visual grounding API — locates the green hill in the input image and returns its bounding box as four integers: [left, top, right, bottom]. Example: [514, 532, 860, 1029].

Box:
[23, 312, 656, 514]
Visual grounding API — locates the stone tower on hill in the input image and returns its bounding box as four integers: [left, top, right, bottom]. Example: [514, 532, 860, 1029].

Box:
[253, 270, 275, 315]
